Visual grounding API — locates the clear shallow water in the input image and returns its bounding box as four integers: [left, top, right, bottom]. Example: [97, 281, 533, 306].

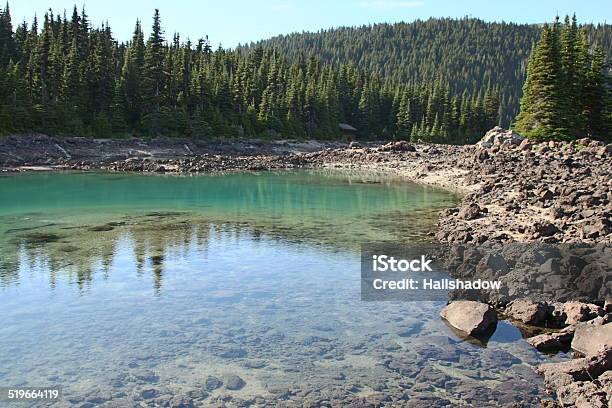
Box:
[0, 170, 560, 407]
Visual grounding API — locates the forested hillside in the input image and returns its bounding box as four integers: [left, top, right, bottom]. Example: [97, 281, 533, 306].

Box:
[0, 5, 610, 142]
[516, 16, 611, 140]
[244, 18, 612, 127]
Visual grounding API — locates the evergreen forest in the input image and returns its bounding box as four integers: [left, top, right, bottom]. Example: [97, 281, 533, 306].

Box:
[0, 4, 610, 142]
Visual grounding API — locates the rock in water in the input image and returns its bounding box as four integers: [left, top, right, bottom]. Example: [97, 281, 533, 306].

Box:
[168, 395, 195, 408]
[527, 332, 572, 352]
[440, 301, 497, 336]
[571, 323, 612, 356]
[505, 298, 548, 325]
[224, 374, 245, 390]
[203, 376, 222, 391]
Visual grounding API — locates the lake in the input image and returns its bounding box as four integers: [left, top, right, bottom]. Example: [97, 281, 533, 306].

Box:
[0, 170, 559, 407]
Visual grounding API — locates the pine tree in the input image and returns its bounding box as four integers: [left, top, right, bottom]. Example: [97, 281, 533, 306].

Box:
[583, 47, 608, 137]
[142, 9, 165, 132]
[0, 2, 16, 66]
[119, 20, 145, 128]
[515, 15, 610, 141]
[514, 23, 568, 140]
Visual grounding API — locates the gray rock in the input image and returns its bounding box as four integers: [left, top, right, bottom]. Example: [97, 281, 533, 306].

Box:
[556, 381, 608, 407]
[168, 395, 195, 408]
[476, 127, 524, 149]
[139, 389, 158, 400]
[440, 301, 497, 337]
[571, 323, 612, 356]
[224, 374, 245, 390]
[204, 376, 222, 391]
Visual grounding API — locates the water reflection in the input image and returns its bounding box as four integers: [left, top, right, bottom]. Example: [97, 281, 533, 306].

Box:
[0, 170, 457, 292]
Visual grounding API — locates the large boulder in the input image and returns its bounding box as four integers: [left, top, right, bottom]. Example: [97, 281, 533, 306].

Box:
[476, 126, 524, 148]
[505, 298, 548, 325]
[440, 300, 497, 337]
[571, 323, 612, 356]
[563, 301, 604, 325]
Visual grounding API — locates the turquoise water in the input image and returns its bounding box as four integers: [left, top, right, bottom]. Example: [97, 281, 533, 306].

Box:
[0, 170, 554, 407]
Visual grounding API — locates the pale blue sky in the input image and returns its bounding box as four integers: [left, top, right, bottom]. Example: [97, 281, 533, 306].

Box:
[8, 0, 612, 48]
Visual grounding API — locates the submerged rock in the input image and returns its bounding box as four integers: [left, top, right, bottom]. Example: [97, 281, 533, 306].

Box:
[203, 376, 222, 391]
[88, 224, 115, 232]
[22, 232, 62, 244]
[168, 394, 195, 408]
[139, 389, 158, 399]
[440, 300, 497, 337]
[224, 374, 245, 390]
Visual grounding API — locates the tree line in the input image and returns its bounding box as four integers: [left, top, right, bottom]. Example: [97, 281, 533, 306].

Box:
[0, 5, 609, 142]
[515, 15, 611, 140]
[244, 17, 611, 130]
[0, 5, 497, 142]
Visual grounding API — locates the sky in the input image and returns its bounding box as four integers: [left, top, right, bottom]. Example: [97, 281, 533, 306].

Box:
[8, 0, 612, 48]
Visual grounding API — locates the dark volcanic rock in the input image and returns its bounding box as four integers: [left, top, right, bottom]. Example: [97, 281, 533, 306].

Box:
[457, 203, 483, 220]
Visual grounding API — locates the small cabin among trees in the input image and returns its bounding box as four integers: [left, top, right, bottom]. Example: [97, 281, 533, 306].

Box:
[339, 123, 357, 138]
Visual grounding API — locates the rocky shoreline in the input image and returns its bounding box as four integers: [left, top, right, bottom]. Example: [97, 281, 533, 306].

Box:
[3, 128, 609, 246]
[2, 129, 611, 407]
